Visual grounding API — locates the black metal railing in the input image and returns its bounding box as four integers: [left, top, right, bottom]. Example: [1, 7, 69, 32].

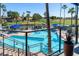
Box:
[0, 26, 78, 56]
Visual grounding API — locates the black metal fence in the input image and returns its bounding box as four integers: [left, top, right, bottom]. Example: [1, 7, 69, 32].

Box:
[0, 26, 78, 56]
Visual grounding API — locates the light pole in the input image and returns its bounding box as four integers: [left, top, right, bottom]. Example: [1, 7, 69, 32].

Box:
[45, 3, 52, 55]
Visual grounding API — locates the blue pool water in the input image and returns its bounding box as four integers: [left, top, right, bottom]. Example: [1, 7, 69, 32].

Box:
[2, 31, 64, 54]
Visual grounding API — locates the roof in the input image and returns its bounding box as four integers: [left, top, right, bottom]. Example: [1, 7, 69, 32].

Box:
[72, 3, 79, 6]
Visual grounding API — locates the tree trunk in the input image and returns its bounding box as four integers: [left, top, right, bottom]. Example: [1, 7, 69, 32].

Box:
[45, 3, 52, 55]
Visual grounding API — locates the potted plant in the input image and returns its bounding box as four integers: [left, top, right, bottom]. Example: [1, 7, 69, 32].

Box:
[64, 28, 74, 56]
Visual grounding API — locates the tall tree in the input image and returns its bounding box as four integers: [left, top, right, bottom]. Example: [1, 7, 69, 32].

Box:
[2, 4, 7, 18]
[7, 11, 19, 24]
[32, 13, 42, 21]
[0, 4, 7, 26]
[26, 11, 30, 21]
[0, 4, 6, 17]
[62, 5, 67, 26]
[68, 7, 75, 25]
[26, 11, 31, 29]
[32, 13, 42, 26]
[50, 16, 57, 20]
[22, 12, 25, 21]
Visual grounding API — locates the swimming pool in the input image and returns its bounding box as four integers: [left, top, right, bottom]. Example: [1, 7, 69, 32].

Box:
[1, 30, 64, 54]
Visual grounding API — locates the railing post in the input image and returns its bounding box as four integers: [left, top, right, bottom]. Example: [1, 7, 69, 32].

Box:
[75, 4, 78, 44]
[59, 27, 61, 52]
[18, 48, 19, 56]
[25, 32, 28, 56]
[3, 35, 4, 56]
[13, 39, 15, 51]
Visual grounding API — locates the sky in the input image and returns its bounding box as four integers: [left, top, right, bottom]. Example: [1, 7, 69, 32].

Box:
[3, 3, 76, 17]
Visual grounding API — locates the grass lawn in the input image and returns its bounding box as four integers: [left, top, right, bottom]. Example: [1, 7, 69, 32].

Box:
[3, 19, 79, 26]
[50, 19, 79, 25]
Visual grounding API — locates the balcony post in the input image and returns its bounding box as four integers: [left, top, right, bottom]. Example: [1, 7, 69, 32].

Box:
[75, 4, 78, 44]
[18, 48, 19, 56]
[59, 27, 61, 52]
[45, 3, 52, 55]
[25, 32, 28, 56]
[3, 35, 4, 56]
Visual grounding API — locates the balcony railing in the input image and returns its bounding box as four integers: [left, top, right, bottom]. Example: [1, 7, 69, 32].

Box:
[0, 26, 78, 56]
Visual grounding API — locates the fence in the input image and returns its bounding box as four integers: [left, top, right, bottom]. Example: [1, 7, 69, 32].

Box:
[0, 26, 78, 56]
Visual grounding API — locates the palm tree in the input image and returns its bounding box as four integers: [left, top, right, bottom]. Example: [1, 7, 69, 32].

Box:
[22, 12, 25, 21]
[26, 11, 30, 21]
[0, 4, 6, 18]
[2, 5, 7, 18]
[26, 11, 31, 29]
[0, 4, 6, 25]
[62, 4, 67, 26]
[68, 7, 75, 25]
[45, 3, 52, 55]
[0, 3, 1, 18]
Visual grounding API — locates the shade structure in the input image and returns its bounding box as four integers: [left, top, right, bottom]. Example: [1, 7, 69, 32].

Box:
[52, 24, 60, 27]
[10, 24, 22, 29]
[72, 3, 79, 6]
